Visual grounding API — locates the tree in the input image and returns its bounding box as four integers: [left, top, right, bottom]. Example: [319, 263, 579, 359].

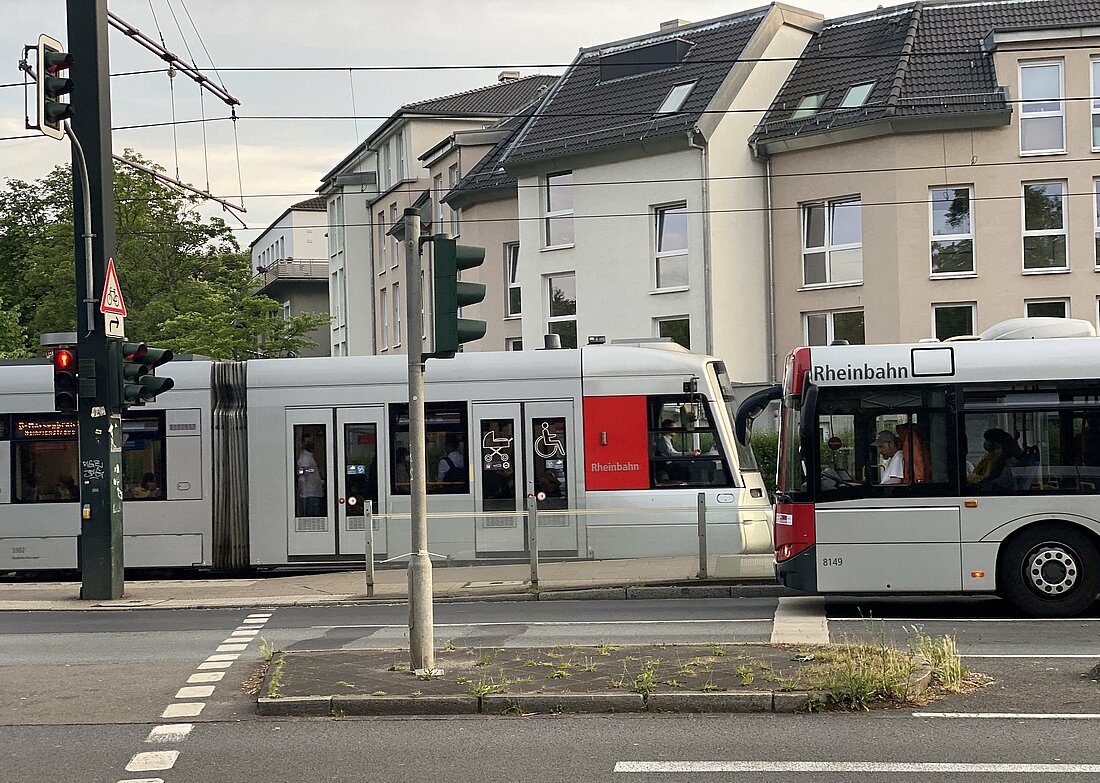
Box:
[0, 150, 329, 359]
[0, 298, 33, 358]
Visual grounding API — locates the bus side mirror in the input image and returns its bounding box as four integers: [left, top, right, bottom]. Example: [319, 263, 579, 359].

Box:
[734, 384, 782, 446]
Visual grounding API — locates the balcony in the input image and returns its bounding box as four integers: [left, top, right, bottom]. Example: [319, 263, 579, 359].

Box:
[251, 258, 329, 294]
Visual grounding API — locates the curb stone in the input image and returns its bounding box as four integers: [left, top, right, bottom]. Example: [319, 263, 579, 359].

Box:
[257, 695, 331, 716]
[537, 588, 627, 601]
[646, 691, 773, 713]
[626, 586, 733, 600]
[332, 694, 479, 716]
[482, 692, 647, 715]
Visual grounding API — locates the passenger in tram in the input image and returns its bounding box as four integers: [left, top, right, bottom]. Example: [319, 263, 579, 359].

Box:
[55, 475, 78, 500]
[296, 439, 325, 516]
[655, 419, 700, 459]
[437, 436, 466, 483]
[393, 446, 411, 489]
[872, 430, 905, 485]
[131, 472, 161, 499]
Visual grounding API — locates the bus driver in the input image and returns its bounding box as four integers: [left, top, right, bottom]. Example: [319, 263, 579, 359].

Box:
[873, 430, 905, 485]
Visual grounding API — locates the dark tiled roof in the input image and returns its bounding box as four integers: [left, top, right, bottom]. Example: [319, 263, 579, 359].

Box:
[444, 105, 542, 204]
[291, 196, 327, 211]
[753, 0, 1100, 147]
[503, 9, 769, 166]
[402, 75, 559, 117]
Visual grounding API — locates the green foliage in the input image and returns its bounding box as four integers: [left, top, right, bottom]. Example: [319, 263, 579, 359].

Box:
[750, 430, 779, 498]
[0, 151, 328, 359]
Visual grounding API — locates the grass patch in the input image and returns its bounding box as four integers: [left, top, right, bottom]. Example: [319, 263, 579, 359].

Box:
[265, 653, 286, 699]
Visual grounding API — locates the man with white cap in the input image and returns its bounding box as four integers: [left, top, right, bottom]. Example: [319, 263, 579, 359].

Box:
[873, 430, 905, 485]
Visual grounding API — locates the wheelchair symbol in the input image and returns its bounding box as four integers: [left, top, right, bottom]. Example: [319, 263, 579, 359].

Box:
[534, 421, 565, 459]
[482, 430, 513, 469]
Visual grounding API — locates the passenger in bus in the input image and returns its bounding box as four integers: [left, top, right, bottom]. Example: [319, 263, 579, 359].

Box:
[872, 430, 905, 485]
[131, 473, 161, 499]
[967, 428, 1023, 492]
[296, 439, 325, 516]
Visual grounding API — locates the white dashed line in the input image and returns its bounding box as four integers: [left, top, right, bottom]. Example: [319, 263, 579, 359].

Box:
[117, 778, 164, 783]
[914, 712, 1100, 719]
[161, 702, 205, 719]
[613, 761, 1100, 773]
[197, 660, 233, 670]
[215, 643, 248, 652]
[205, 653, 240, 662]
[145, 724, 194, 743]
[125, 751, 179, 772]
[187, 672, 225, 684]
[230, 630, 260, 637]
[175, 685, 216, 699]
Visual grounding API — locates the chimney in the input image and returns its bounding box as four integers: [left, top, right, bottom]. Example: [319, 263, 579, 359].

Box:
[497, 70, 520, 83]
[659, 19, 692, 32]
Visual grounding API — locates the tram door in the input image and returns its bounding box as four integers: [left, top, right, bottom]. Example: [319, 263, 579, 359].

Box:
[336, 408, 387, 559]
[472, 403, 525, 555]
[286, 409, 336, 556]
[525, 401, 579, 555]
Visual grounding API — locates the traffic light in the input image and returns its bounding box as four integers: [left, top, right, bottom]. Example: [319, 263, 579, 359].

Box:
[430, 236, 486, 359]
[121, 343, 174, 407]
[35, 34, 73, 140]
[51, 347, 78, 413]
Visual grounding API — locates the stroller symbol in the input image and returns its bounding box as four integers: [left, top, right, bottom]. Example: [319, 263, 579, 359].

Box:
[482, 430, 513, 469]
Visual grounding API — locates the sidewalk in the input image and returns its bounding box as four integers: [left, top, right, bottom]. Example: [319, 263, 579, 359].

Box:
[0, 553, 778, 611]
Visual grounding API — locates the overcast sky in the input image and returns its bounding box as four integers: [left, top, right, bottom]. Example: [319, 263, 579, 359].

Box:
[1, 0, 888, 248]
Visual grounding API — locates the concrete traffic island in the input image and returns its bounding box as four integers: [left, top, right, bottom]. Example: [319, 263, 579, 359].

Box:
[256, 642, 946, 717]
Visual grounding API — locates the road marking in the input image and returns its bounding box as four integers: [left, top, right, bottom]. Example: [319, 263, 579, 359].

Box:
[125, 751, 179, 772]
[613, 761, 1100, 773]
[145, 724, 193, 743]
[161, 703, 204, 719]
[914, 712, 1100, 719]
[117, 779, 163, 783]
[830, 617, 1100, 623]
[187, 672, 225, 684]
[175, 685, 216, 699]
[230, 629, 259, 637]
[197, 660, 233, 670]
[770, 597, 829, 644]
[961, 654, 1100, 659]
[205, 653, 240, 662]
[311, 618, 772, 629]
[216, 643, 248, 652]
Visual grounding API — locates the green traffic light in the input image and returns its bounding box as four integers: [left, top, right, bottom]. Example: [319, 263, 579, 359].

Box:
[431, 236, 487, 359]
[120, 342, 174, 407]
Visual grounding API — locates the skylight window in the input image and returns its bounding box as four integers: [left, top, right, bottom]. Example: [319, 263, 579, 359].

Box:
[840, 81, 875, 108]
[657, 82, 696, 114]
[791, 92, 827, 119]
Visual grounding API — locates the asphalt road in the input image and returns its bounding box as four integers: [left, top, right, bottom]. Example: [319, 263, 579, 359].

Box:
[0, 593, 1098, 782]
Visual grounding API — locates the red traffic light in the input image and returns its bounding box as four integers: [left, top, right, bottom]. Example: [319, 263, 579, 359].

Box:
[53, 348, 75, 370]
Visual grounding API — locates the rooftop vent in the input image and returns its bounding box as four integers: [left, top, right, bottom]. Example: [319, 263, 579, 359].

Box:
[599, 38, 693, 82]
[980, 317, 1096, 341]
[659, 19, 692, 32]
[497, 70, 520, 83]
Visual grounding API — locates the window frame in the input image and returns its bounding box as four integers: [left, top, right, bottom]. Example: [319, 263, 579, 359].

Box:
[504, 243, 521, 317]
[839, 81, 875, 108]
[448, 163, 460, 237]
[932, 302, 976, 341]
[654, 202, 689, 291]
[929, 186, 975, 277]
[656, 316, 690, 349]
[1094, 178, 1100, 269]
[392, 281, 401, 348]
[377, 210, 387, 272]
[801, 197, 863, 287]
[1026, 298, 1069, 319]
[389, 203, 400, 269]
[389, 401, 470, 496]
[543, 171, 574, 249]
[656, 82, 696, 114]
[1019, 59, 1065, 156]
[791, 92, 827, 119]
[380, 287, 389, 351]
[546, 272, 577, 348]
[1022, 181, 1068, 273]
[803, 308, 866, 346]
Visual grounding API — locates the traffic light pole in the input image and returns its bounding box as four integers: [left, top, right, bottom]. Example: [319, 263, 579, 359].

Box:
[68, 0, 125, 600]
[402, 208, 436, 673]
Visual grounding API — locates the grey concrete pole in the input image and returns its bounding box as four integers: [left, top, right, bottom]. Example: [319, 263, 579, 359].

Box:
[403, 208, 435, 672]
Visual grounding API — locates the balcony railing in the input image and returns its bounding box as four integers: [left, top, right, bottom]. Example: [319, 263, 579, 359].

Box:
[252, 259, 329, 292]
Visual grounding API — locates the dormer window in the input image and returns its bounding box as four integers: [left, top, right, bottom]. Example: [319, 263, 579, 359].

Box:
[840, 82, 875, 108]
[657, 82, 696, 114]
[599, 39, 693, 82]
[791, 92, 827, 119]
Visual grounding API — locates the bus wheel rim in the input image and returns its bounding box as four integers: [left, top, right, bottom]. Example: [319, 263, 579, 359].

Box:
[1024, 544, 1079, 596]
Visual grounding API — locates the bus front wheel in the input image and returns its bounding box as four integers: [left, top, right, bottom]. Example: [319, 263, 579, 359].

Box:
[1002, 524, 1100, 617]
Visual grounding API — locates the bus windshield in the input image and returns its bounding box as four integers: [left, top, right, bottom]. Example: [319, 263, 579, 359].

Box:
[710, 362, 759, 471]
[778, 393, 806, 494]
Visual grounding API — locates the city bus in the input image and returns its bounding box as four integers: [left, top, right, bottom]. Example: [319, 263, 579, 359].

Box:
[736, 318, 1100, 616]
[0, 340, 774, 572]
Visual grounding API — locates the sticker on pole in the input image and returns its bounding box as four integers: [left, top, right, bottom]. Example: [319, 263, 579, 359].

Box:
[100, 258, 127, 316]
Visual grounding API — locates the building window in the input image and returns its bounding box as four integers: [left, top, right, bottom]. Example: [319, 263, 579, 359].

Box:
[448, 164, 460, 237]
[657, 317, 690, 349]
[791, 92, 827, 119]
[390, 204, 400, 269]
[328, 195, 344, 257]
[1093, 59, 1100, 150]
[839, 82, 874, 108]
[1020, 61, 1064, 154]
[377, 211, 387, 269]
[395, 130, 406, 182]
[506, 337, 523, 351]
[802, 197, 862, 286]
[657, 82, 695, 114]
[381, 141, 393, 189]
[281, 301, 292, 321]
[547, 273, 577, 348]
[804, 309, 865, 346]
[380, 288, 389, 350]
[654, 203, 688, 289]
[505, 243, 521, 317]
[1094, 179, 1100, 267]
[1023, 182, 1067, 271]
[930, 187, 974, 275]
[544, 171, 574, 247]
[1026, 299, 1068, 319]
[392, 282, 401, 347]
[933, 303, 975, 340]
[433, 173, 445, 233]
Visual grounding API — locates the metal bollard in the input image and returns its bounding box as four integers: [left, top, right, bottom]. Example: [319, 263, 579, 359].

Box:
[528, 494, 540, 588]
[364, 501, 375, 597]
[697, 492, 708, 579]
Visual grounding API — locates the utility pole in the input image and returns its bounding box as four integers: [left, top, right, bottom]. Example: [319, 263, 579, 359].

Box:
[68, 0, 125, 599]
[399, 208, 435, 672]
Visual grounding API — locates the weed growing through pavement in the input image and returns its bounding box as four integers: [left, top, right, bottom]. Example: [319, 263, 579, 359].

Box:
[712, 645, 728, 657]
[736, 665, 754, 686]
[258, 637, 276, 662]
[265, 653, 286, 699]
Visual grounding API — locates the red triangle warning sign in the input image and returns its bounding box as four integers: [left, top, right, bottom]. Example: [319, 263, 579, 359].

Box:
[100, 258, 127, 316]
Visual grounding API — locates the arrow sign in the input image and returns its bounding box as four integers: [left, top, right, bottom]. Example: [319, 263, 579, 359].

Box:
[100, 258, 127, 316]
[105, 313, 125, 339]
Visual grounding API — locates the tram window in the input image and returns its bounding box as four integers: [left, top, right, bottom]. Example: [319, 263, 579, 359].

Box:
[816, 388, 951, 495]
[11, 416, 78, 503]
[293, 424, 328, 517]
[532, 418, 568, 511]
[480, 418, 517, 513]
[390, 402, 469, 495]
[647, 396, 731, 489]
[122, 415, 166, 500]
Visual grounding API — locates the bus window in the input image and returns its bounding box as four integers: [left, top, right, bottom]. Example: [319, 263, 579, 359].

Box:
[390, 402, 469, 495]
[647, 396, 731, 489]
[12, 416, 78, 503]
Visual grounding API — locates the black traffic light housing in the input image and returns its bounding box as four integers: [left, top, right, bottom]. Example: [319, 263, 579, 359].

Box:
[35, 34, 73, 140]
[430, 236, 486, 359]
[121, 342, 174, 407]
[51, 346, 78, 413]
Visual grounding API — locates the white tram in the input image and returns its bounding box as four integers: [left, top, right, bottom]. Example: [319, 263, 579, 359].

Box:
[0, 342, 773, 571]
